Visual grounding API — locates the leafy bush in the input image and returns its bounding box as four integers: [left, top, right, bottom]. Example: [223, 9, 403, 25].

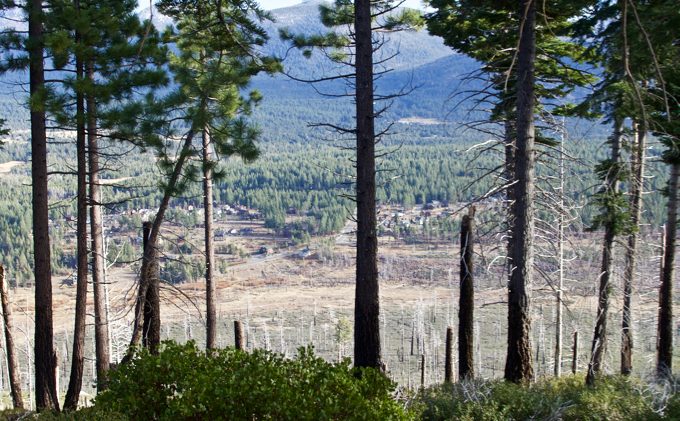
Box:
[93, 341, 411, 420]
[417, 375, 666, 421]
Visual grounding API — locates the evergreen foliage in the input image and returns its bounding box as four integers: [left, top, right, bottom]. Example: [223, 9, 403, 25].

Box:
[93, 340, 410, 420]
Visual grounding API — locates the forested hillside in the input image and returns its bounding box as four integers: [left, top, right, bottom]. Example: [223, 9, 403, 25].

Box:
[0, 0, 679, 417]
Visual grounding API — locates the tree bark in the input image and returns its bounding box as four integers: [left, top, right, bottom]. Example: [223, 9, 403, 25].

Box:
[28, 0, 60, 410]
[123, 130, 196, 362]
[0, 266, 24, 409]
[555, 133, 565, 377]
[572, 330, 578, 374]
[459, 207, 475, 380]
[586, 118, 623, 387]
[621, 120, 645, 376]
[63, 25, 88, 409]
[504, 0, 535, 383]
[142, 222, 160, 353]
[234, 320, 244, 350]
[445, 326, 453, 383]
[504, 116, 516, 282]
[87, 62, 111, 388]
[353, 0, 381, 370]
[657, 162, 677, 378]
[203, 128, 216, 349]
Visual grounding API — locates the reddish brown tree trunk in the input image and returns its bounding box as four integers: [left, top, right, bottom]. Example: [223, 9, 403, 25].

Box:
[29, 0, 59, 410]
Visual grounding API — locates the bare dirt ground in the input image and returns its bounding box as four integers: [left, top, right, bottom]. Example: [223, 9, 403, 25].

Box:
[0, 161, 24, 174]
[4, 225, 678, 407]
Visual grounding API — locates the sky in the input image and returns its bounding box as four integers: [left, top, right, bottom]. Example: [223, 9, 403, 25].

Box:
[258, 0, 424, 10]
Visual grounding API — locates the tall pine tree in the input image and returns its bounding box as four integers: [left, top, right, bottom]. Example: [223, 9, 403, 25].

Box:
[282, 0, 422, 369]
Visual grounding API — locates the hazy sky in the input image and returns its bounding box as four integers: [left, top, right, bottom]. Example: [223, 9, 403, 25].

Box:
[258, 0, 424, 10]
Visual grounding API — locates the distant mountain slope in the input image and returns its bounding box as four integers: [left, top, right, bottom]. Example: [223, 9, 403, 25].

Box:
[248, 0, 488, 135]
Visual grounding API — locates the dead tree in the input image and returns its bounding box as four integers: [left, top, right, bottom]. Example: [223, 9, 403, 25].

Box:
[0, 266, 24, 409]
[234, 320, 244, 350]
[445, 326, 453, 383]
[621, 120, 646, 376]
[459, 207, 475, 380]
[657, 162, 678, 378]
[586, 117, 625, 386]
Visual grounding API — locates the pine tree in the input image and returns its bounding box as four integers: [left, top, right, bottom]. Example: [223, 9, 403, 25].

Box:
[118, 0, 279, 353]
[28, 0, 60, 410]
[281, 0, 422, 369]
[41, 0, 168, 401]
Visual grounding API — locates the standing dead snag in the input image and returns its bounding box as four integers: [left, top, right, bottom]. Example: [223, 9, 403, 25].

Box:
[234, 320, 244, 350]
[572, 331, 578, 374]
[0, 266, 24, 409]
[658, 162, 678, 378]
[445, 327, 453, 383]
[621, 121, 646, 376]
[586, 117, 626, 387]
[459, 207, 475, 380]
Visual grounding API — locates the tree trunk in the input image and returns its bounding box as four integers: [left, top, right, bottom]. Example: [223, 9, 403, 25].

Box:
[504, 116, 516, 282]
[87, 62, 111, 388]
[504, 0, 535, 383]
[63, 28, 88, 410]
[459, 207, 475, 380]
[586, 118, 623, 387]
[123, 130, 196, 362]
[621, 120, 645, 376]
[28, 0, 60, 410]
[234, 320, 244, 350]
[572, 331, 578, 374]
[0, 266, 24, 409]
[203, 128, 216, 349]
[142, 222, 160, 353]
[445, 326, 453, 383]
[555, 134, 565, 377]
[353, 0, 381, 370]
[657, 162, 677, 378]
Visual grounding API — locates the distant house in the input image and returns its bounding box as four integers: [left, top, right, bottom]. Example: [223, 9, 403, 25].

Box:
[294, 247, 313, 260]
[60, 276, 75, 287]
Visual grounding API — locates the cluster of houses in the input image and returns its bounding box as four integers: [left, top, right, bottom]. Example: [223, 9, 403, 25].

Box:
[376, 201, 454, 234]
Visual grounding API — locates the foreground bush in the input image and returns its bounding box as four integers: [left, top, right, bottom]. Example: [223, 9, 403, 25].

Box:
[417, 375, 675, 421]
[93, 341, 410, 420]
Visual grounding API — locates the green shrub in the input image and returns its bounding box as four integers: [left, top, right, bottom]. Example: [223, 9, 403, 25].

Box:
[417, 375, 666, 421]
[93, 341, 411, 420]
